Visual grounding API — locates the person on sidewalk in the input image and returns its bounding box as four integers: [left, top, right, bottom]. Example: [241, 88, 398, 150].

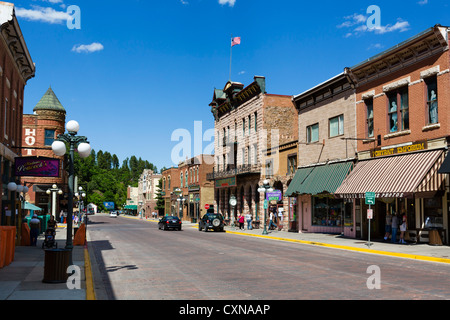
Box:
[238, 213, 245, 230]
[30, 214, 40, 246]
[391, 213, 399, 243]
[384, 211, 392, 241]
[399, 210, 408, 244]
[48, 215, 58, 230]
[245, 213, 252, 230]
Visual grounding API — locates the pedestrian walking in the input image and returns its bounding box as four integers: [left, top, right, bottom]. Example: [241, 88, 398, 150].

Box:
[30, 214, 40, 246]
[384, 211, 392, 241]
[245, 212, 252, 230]
[278, 209, 283, 231]
[238, 213, 245, 230]
[391, 212, 399, 243]
[399, 210, 408, 244]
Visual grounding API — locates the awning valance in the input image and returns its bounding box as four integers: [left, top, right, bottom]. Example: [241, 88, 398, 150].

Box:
[124, 205, 137, 210]
[335, 149, 445, 199]
[286, 160, 354, 197]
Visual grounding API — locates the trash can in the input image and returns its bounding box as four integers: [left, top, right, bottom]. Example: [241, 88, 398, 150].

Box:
[42, 249, 70, 283]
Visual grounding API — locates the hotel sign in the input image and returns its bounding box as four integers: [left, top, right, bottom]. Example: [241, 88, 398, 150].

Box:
[215, 177, 236, 188]
[371, 140, 427, 158]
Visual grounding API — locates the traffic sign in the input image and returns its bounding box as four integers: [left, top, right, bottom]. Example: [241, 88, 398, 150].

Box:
[365, 192, 376, 205]
[204, 204, 210, 210]
[263, 199, 268, 209]
[367, 209, 373, 220]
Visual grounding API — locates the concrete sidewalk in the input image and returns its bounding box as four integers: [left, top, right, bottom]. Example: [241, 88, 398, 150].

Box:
[0, 225, 88, 300]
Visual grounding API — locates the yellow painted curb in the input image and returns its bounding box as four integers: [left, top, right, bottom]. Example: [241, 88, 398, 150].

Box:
[84, 247, 96, 300]
[225, 230, 450, 264]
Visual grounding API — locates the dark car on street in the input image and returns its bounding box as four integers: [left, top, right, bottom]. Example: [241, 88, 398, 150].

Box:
[158, 216, 182, 231]
[198, 213, 225, 232]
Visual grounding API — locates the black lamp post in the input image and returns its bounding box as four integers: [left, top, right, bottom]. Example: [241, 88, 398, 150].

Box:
[51, 120, 91, 262]
[258, 179, 273, 235]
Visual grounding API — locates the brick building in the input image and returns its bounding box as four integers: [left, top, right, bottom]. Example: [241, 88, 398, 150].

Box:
[0, 2, 35, 228]
[208, 76, 297, 226]
[178, 154, 214, 222]
[161, 155, 214, 222]
[137, 169, 161, 219]
[21, 87, 67, 217]
[336, 25, 450, 244]
[287, 73, 357, 236]
[161, 167, 180, 216]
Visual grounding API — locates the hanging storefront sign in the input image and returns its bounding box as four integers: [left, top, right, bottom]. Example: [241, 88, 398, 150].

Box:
[266, 190, 282, 202]
[14, 157, 60, 178]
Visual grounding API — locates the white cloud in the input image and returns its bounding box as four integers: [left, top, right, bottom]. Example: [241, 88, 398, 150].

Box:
[15, 5, 71, 24]
[418, 0, 428, 5]
[338, 13, 410, 37]
[180, 0, 189, 4]
[72, 42, 104, 54]
[218, 0, 236, 7]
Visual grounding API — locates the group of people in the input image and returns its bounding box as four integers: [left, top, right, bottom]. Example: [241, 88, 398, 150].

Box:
[235, 207, 283, 231]
[384, 210, 408, 244]
[236, 213, 253, 230]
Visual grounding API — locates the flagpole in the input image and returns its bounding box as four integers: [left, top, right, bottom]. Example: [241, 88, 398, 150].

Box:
[229, 34, 233, 81]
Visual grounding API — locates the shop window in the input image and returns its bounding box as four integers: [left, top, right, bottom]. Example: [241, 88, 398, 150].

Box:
[306, 123, 319, 143]
[329, 114, 344, 137]
[312, 196, 349, 227]
[426, 76, 438, 124]
[365, 99, 374, 138]
[424, 197, 443, 228]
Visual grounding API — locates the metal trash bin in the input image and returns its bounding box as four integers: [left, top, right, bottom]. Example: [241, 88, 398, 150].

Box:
[42, 249, 70, 283]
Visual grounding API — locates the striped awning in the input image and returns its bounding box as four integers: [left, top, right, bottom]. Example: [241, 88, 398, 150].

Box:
[286, 160, 354, 196]
[335, 149, 445, 199]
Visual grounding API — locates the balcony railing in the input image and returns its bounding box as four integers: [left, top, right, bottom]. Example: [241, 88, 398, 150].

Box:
[207, 164, 260, 180]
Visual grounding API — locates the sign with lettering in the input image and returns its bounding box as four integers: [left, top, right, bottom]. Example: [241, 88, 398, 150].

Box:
[266, 190, 282, 202]
[14, 157, 60, 177]
[215, 177, 236, 188]
[371, 140, 427, 158]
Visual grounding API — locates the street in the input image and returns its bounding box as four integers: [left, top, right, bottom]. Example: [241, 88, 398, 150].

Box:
[86, 214, 450, 300]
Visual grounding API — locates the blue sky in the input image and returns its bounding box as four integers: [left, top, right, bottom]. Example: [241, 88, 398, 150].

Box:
[15, 0, 450, 171]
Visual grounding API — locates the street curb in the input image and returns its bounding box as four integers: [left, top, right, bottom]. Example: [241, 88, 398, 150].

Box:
[84, 245, 96, 300]
[225, 230, 450, 264]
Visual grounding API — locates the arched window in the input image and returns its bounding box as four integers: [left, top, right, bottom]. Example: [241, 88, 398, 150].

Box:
[180, 172, 183, 188]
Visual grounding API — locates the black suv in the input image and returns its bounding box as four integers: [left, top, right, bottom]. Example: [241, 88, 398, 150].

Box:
[198, 213, 225, 232]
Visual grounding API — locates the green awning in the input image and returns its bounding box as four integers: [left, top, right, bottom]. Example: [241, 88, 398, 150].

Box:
[124, 205, 137, 210]
[24, 202, 43, 211]
[286, 160, 354, 196]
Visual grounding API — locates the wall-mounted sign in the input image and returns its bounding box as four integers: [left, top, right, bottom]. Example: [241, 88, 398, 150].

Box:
[266, 190, 282, 202]
[370, 140, 427, 158]
[14, 157, 60, 177]
[215, 177, 236, 188]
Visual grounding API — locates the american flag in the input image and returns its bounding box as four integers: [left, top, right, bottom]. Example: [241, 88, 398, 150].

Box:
[231, 37, 241, 47]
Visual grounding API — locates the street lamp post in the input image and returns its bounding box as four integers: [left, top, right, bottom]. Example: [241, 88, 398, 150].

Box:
[46, 184, 63, 219]
[75, 186, 86, 227]
[51, 120, 91, 259]
[177, 195, 185, 219]
[258, 179, 273, 235]
[229, 194, 237, 230]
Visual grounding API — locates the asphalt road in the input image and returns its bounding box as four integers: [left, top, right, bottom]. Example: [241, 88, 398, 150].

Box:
[86, 214, 450, 301]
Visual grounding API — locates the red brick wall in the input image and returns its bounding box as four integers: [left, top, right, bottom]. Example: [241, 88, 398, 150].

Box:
[356, 52, 450, 153]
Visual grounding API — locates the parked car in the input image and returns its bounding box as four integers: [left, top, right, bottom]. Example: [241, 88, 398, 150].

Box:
[198, 213, 225, 232]
[110, 211, 117, 218]
[158, 215, 182, 231]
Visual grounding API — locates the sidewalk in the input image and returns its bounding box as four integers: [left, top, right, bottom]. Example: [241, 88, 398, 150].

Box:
[0, 224, 88, 300]
[1, 216, 449, 300]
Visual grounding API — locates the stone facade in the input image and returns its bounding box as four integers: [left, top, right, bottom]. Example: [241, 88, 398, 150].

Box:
[209, 76, 297, 228]
[137, 169, 161, 218]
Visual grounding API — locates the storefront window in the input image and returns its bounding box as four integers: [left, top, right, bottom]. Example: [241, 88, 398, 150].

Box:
[312, 196, 352, 227]
[424, 197, 443, 228]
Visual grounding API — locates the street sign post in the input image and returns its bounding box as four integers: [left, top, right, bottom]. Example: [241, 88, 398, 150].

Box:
[365, 192, 375, 248]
